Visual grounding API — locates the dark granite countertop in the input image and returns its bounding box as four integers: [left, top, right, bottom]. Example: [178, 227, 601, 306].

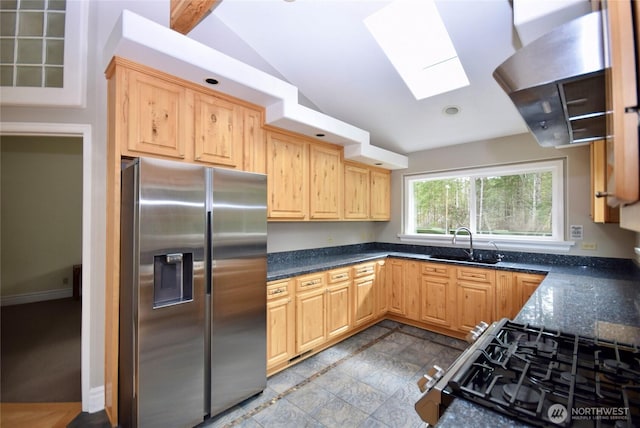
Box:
[437, 264, 640, 428]
[267, 243, 640, 427]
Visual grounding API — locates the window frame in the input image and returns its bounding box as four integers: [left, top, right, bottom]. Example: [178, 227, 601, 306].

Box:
[0, 0, 88, 107]
[399, 159, 575, 252]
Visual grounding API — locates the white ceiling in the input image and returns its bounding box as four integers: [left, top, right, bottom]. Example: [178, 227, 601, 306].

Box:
[182, 0, 596, 154]
[186, 0, 531, 155]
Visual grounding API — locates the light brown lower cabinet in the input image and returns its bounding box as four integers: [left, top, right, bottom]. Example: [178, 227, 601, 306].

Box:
[495, 271, 546, 320]
[516, 272, 546, 309]
[404, 260, 422, 321]
[266, 279, 295, 369]
[353, 262, 376, 327]
[386, 258, 406, 315]
[295, 272, 327, 354]
[267, 257, 546, 374]
[420, 263, 455, 329]
[326, 268, 352, 339]
[375, 260, 387, 316]
[455, 266, 496, 332]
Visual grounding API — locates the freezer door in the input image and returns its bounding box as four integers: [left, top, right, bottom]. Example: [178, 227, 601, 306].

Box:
[209, 168, 267, 417]
[120, 157, 207, 428]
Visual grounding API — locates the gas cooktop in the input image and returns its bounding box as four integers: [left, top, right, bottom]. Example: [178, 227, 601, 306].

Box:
[416, 319, 639, 427]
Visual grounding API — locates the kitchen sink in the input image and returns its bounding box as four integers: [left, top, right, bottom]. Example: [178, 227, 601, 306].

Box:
[428, 254, 501, 265]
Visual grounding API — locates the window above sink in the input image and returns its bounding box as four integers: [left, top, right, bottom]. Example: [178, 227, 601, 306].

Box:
[400, 159, 575, 253]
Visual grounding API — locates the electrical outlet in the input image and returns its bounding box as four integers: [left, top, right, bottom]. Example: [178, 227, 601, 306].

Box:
[63, 277, 69, 285]
[581, 242, 597, 250]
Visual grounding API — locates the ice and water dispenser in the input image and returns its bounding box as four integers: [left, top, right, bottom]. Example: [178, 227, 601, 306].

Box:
[153, 252, 193, 308]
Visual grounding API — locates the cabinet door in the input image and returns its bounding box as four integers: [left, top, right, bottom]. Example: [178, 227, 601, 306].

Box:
[344, 163, 370, 219]
[243, 108, 266, 174]
[404, 260, 421, 321]
[310, 144, 342, 219]
[266, 296, 294, 369]
[327, 282, 351, 339]
[494, 270, 515, 320]
[267, 132, 309, 219]
[370, 169, 391, 220]
[420, 263, 454, 328]
[456, 280, 494, 332]
[353, 276, 375, 327]
[266, 280, 295, 370]
[386, 259, 405, 315]
[193, 91, 242, 167]
[124, 68, 187, 159]
[590, 140, 619, 223]
[604, 0, 639, 204]
[375, 260, 387, 316]
[515, 273, 545, 308]
[296, 288, 326, 353]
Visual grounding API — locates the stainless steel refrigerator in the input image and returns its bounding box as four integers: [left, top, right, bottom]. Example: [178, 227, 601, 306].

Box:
[119, 157, 267, 428]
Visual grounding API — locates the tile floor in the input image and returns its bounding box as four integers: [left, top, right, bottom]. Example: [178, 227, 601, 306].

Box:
[202, 320, 467, 428]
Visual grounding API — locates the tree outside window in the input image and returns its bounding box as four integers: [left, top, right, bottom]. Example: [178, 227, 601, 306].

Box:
[405, 160, 563, 241]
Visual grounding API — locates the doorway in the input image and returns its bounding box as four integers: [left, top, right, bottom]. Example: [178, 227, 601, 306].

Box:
[1, 135, 82, 406]
[0, 122, 94, 424]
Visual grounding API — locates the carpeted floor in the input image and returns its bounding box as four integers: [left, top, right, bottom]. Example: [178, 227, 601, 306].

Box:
[1, 297, 81, 402]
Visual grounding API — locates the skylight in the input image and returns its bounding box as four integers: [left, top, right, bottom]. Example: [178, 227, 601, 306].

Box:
[364, 0, 469, 100]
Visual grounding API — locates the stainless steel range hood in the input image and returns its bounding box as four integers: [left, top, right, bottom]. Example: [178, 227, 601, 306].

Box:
[493, 11, 607, 147]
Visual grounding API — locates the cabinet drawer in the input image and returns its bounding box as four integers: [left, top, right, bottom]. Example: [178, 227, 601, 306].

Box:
[457, 266, 494, 283]
[422, 263, 450, 277]
[328, 268, 351, 284]
[267, 280, 290, 300]
[296, 273, 326, 292]
[353, 262, 375, 278]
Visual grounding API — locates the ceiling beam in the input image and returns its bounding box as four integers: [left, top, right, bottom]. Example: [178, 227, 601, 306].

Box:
[170, 0, 218, 34]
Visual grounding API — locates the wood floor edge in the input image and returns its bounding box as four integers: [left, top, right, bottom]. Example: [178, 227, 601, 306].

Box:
[0, 402, 82, 428]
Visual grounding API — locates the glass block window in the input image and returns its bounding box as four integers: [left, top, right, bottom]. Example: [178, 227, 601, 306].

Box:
[0, 0, 66, 88]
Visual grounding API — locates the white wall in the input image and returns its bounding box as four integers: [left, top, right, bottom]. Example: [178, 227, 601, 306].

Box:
[1, 136, 82, 300]
[377, 133, 637, 259]
[268, 222, 377, 253]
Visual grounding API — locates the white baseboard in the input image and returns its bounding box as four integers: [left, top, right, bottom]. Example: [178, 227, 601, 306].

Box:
[86, 385, 105, 413]
[0, 288, 73, 306]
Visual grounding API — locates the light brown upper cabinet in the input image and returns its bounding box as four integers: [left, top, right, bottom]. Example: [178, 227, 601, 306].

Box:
[107, 57, 265, 171]
[119, 65, 189, 160]
[309, 143, 342, 220]
[266, 131, 309, 220]
[344, 162, 370, 219]
[370, 168, 391, 220]
[603, 0, 639, 205]
[590, 139, 619, 223]
[344, 162, 391, 221]
[243, 108, 266, 174]
[192, 90, 243, 168]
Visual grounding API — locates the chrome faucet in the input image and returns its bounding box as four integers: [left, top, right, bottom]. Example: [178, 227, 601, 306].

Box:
[489, 240, 505, 262]
[452, 227, 473, 260]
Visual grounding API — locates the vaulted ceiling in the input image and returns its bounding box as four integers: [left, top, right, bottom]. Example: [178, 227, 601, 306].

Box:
[184, 0, 527, 155]
[172, 0, 591, 156]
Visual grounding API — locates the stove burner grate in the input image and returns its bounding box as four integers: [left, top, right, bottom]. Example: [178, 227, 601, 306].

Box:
[502, 383, 541, 409]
